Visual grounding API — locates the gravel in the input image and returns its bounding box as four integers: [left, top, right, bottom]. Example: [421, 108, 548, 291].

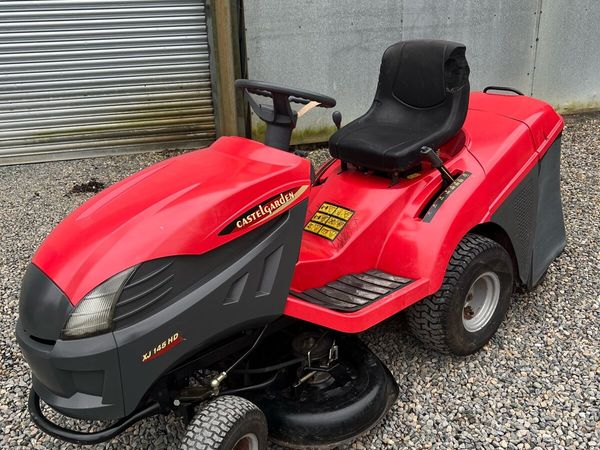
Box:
[1, 113, 599, 449]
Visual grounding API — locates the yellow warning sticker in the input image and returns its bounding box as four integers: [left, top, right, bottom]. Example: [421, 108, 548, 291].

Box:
[318, 226, 339, 240]
[332, 207, 354, 220]
[318, 203, 338, 214]
[304, 221, 322, 233]
[312, 212, 331, 224]
[304, 202, 355, 240]
[325, 216, 346, 230]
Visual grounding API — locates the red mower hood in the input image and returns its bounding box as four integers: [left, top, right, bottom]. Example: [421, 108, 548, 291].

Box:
[33, 137, 311, 305]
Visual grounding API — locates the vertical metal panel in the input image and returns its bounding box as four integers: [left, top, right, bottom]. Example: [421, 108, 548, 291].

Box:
[0, 0, 215, 164]
[532, 0, 600, 111]
[244, 0, 600, 136]
[243, 0, 540, 132]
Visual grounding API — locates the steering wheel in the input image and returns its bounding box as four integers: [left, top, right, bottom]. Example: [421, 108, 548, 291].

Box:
[235, 79, 336, 151]
[236, 79, 336, 112]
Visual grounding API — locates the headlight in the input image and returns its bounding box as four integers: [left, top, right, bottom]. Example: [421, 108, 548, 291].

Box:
[61, 267, 136, 339]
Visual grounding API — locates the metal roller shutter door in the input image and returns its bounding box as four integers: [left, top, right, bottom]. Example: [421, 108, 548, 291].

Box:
[0, 0, 215, 165]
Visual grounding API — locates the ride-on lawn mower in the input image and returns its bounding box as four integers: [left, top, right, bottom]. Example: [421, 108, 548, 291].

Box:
[16, 40, 565, 449]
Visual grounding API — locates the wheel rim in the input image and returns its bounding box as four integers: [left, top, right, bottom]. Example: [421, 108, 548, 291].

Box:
[232, 433, 259, 450]
[462, 271, 500, 332]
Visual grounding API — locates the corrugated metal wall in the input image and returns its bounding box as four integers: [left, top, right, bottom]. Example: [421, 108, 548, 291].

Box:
[0, 0, 215, 164]
[244, 0, 599, 134]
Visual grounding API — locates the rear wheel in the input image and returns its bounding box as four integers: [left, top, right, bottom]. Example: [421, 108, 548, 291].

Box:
[180, 395, 267, 450]
[407, 234, 514, 355]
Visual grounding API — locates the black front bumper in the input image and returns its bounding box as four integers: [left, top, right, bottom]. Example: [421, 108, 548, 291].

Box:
[16, 264, 125, 420]
[16, 320, 125, 420]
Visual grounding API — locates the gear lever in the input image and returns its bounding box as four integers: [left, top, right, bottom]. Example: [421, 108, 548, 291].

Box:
[420, 146, 455, 186]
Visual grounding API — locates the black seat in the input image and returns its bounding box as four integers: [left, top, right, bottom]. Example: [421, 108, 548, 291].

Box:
[329, 40, 470, 173]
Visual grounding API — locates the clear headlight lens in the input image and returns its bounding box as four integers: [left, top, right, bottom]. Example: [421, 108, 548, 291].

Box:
[62, 267, 136, 339]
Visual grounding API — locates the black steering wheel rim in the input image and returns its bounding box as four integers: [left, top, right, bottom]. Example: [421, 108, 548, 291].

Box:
[235, 79, 336, 108]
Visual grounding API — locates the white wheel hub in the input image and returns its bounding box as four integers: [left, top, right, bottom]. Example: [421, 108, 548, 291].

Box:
[462, 271, 500, 332]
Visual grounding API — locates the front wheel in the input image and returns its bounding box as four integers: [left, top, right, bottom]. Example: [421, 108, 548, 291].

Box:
[407, 234, 514, 355]
[180, 395, 268, 450]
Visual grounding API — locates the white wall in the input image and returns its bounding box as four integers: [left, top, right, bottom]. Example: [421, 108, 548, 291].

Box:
[244, 0, 599, 133]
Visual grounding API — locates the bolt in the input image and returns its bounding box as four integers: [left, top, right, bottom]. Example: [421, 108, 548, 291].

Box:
[464, 305, 475, 320]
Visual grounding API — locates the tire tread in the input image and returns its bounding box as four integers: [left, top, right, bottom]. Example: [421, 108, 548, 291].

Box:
[180, 395, 264, 450]
[407, 234, 501, 353]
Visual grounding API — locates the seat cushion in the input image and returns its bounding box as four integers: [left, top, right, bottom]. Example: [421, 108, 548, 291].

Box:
[328, 40, 470, 173]
[329, 122, 430, 172]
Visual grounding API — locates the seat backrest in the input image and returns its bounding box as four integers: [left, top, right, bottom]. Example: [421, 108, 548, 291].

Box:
[369, 40, 470, 167]
[377, 40, 470, 110]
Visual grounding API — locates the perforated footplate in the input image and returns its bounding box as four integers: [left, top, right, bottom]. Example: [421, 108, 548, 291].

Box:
[291, 270, 412, 312]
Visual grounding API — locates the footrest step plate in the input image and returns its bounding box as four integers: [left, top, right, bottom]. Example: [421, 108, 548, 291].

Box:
[291, 270, 412, 312]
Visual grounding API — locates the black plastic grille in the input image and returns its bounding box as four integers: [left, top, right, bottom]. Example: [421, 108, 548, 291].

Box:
[292, 270, 412, 312]
[513, 179, 537, 257]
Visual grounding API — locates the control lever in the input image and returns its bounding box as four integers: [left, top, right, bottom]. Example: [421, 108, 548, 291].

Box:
[332, 111, 342, 130]
[420, 146, 454, 186]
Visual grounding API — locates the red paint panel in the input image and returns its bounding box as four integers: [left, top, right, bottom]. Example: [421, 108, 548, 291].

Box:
[33, 137, 311, 304]
[469, 91, 563, 151]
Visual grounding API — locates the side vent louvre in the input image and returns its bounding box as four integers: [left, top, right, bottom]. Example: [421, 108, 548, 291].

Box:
[256, 246, 284, 297]
[420, 172, 470, 222]
[224, 273, 249, 305]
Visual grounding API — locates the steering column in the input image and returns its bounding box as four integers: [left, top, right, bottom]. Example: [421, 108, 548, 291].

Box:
[235, 79, 336, 151]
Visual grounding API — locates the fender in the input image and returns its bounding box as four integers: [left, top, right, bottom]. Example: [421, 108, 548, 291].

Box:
[290, 111, 539, 296]
[285, 93, 564, 332]
[379, 101, 556, 293]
